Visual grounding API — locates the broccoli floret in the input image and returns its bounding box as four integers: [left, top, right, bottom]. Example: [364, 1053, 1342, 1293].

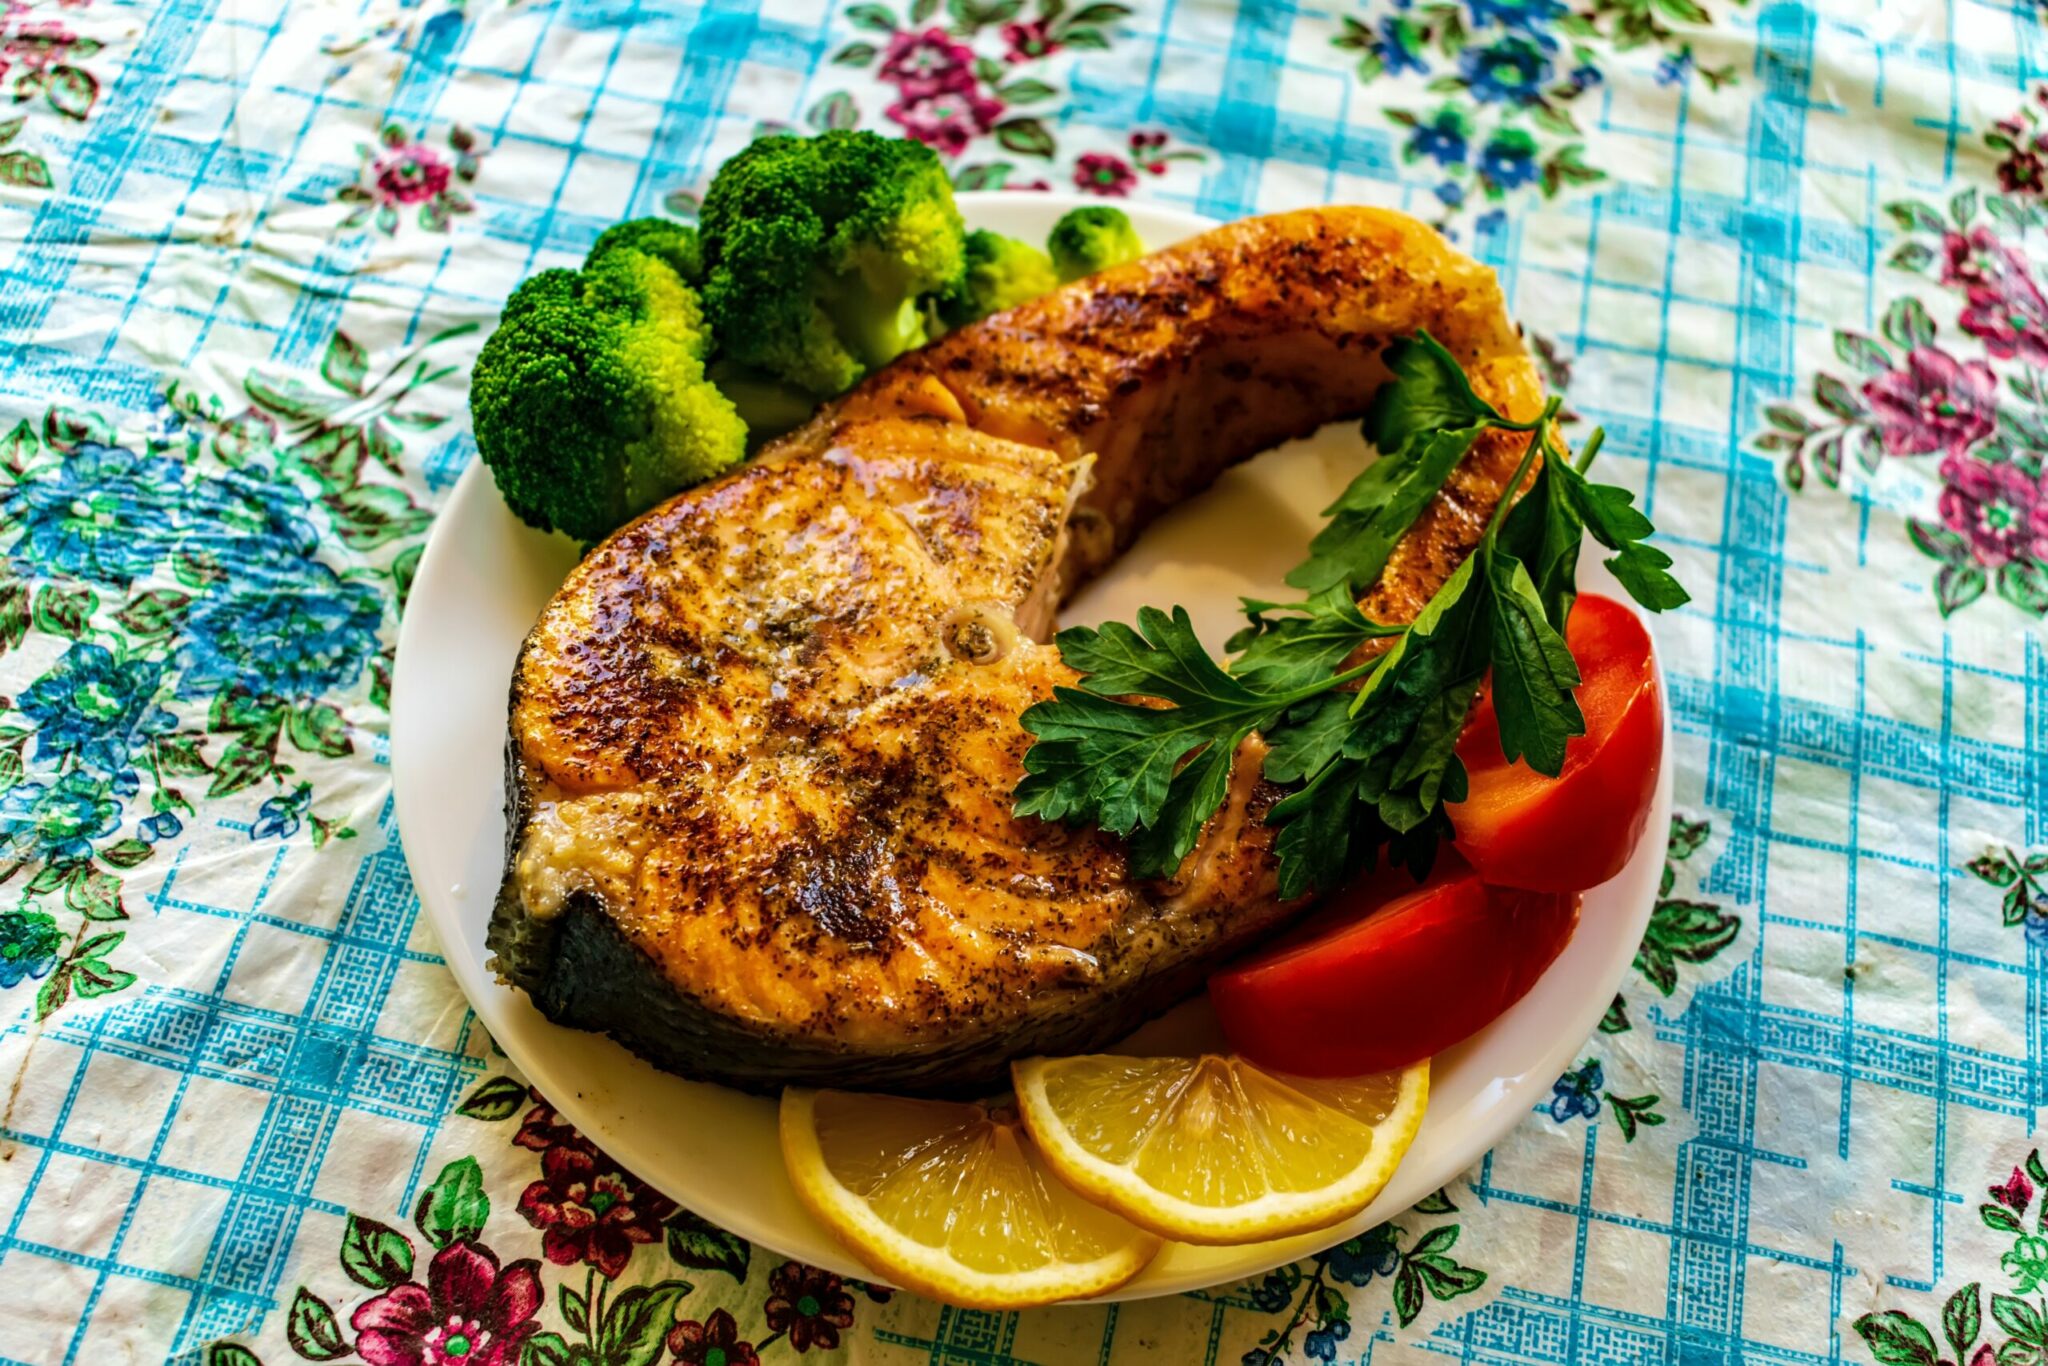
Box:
[1047, 205, 1144, 283]
[707, 360, 823, 440]
[470, 222, 746, 544]
[939, 229, 1059, 327]
[588, 217, 703, 283]
[699, 130, 967, 398]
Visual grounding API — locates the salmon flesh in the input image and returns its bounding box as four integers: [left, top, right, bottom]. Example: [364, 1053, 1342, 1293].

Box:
[487, 206, 1544, 1096]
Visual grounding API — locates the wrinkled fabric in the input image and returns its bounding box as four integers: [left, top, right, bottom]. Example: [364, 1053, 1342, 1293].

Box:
[0, 0, 2040, 1362]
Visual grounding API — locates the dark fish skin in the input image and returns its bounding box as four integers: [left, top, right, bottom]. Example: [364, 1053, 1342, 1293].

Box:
[486, 206, 1544, 1097]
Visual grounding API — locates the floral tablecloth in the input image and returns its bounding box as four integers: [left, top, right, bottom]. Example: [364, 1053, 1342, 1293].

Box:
[0, 0, 2043, 1361]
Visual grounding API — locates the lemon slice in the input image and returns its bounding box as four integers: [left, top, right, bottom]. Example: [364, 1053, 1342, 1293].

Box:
[780, 1087, 1161, 1308]
[1011, 1054, 1429, 1245]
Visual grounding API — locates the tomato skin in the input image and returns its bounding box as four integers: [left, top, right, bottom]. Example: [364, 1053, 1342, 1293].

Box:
[1447, 593, 1663, 893]
[1209, 855, 1579, 1077]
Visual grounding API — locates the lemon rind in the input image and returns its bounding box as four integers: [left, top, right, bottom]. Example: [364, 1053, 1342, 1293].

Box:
[1010, 1058, 1430, 1246]
[779, 1087, 1162, 1309]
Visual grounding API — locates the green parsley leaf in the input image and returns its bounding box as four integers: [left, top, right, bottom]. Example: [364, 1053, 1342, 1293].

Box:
[1015, 607, 1276, 841]
[1287, 427, 1480, 593]
[1551, 461, 1691, 612]
[1483, 548, 1584, 774]
[1496, 461, 1582, 629]
[1360, 331, 1506, 452]
[1228, 589, 1401, 691]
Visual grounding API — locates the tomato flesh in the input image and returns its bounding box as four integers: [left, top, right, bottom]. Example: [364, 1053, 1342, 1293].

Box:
[1448, 592, 1662, 893]
[1209, 854, 1579, 1077]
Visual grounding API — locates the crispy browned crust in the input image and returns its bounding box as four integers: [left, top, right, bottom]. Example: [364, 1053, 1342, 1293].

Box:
[489, 206, 1543, 1095]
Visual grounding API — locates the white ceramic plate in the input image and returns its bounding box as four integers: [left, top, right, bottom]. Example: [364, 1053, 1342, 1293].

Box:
[392, 192, 1672, 1300]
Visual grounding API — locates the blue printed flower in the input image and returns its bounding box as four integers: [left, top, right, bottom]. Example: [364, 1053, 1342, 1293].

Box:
[0, 442, 183, 586]
[1436, 179, 1467, 207]
[1246, 1270, 1295, 1312]
[1378, 17, 1428, 75]
[0, 771, 121, 864]
[182, 469, 324, 590]
[1656, 47, 1694, 86]
[1325, 1224, 1400, 1286]
[1405, 105, 1470, 167]
[175, 565, 384, 701]
[1466, 0, 1565, 32]
[1303, 1319, 1351, 1362]
[1476, 209, 1507, 234]
[1570, 62, 1603, 89]
[2026, 911, 2048, 949]
[0, 909, 63, 988]
[18, 644, 177, 784]
[253, 785, 312, 841]
[1479, 129, 1541, 191]
[1458, 36, 1552, 104]
[139, 811, 183, 842]
[1549, 1058, 1604, 1122]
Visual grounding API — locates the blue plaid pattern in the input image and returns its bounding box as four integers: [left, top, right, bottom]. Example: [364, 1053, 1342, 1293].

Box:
[0, 0, 2041, 1361]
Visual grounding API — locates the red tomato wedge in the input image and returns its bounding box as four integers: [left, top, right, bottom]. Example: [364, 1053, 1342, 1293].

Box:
[1210, 854, 1579, 1076]
[1448, 592, 1663, 893]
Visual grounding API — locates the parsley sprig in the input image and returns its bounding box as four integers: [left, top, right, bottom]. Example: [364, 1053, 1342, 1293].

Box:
[1014, 332, 1689, 897]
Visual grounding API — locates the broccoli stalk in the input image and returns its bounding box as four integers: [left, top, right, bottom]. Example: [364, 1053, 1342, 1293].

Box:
[699, 130, 968, 399]
[1048, 205, 1144, 283]
[470, 219, 746, 544]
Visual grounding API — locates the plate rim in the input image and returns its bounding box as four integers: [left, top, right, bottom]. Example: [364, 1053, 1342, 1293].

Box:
[391, 191, 1672, 1301]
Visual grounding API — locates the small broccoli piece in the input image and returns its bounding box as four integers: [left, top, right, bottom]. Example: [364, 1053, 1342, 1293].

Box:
[939, 229, 1059, 327]
[1047, 205, 1144, 283]
[471, 223, 746, 544]
[588, 217, 703, 283]
[700, 130, 967, 399]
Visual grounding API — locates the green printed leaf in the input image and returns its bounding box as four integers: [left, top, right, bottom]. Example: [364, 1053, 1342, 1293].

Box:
[1882, 200, 1945, 235]
[1833, 331, 1894, 376]
[115, 588, 192, 638]
[325, 483, 432, 550]
[341, 1213, 415, 1290]
[0, 150, 52, 189]
[288, 701, 352, 759]
[1635, 898, 1740, 995]
[598, 1279, 693, 1366]
[206, 1346, 264, 1366]
[32, 584, 96, 639]
[414, 1156, 489, 1248]
[560, 1282, 589, 1334]
[456, 1074, 529, 1121]
[1944, 1282, 1982, 1363]
[1992, 1294, 2044, 1344]
[321, 331, 369, 396]
[995, 116, 1055, 157]
[665, 1209, 750, 1281]
[70, 866, 130, 911]
[845, 3, 897, 29]
[1880, 297, 1936, 351]
[522, 1333, 570, 1366]
[286, 1288, 350, 1361]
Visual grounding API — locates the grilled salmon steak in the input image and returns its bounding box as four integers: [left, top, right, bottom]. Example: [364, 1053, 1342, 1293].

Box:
[488, 206, 1543, 1096]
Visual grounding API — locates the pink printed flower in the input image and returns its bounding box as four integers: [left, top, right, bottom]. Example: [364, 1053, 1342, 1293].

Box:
[1943, 228, 2048, 365]
[1939, 452, 2047, 568]
[1001, 18, 1059, 63]
[1991, 1164, 2036, 1212]
[374, 139, 452, 206]
[517, 1142, 677, 1279]
[351, 1241, 542, 1366]
[2, 20, 78, 73]
[1073, 152, 1137, 196]
[1861, 346, 1996, 458]
[878, 27, 977, 100]
[886, 86, 1003, 157]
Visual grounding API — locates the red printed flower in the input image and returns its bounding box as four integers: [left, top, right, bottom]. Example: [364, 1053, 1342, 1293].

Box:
[1991, 1164, 2038, 1212]
[667, 1308, 759, 1366]
[886, 87, 1004, 157]
[351, 1241, 542, 1366]
[1073, 153, 1137, 196]
[763, 1262, 856, 1353]
[1943, 228, 2048, 366]
[1939, 452, 2047, 568]
[1860, 345, 1996, 459]
[878, 27, 977, 100]
[1129, 129, 1169, 173]
[512, 1088, 586, 1154]
[2, 20, 78, 74]
[1001, 18, 1059, 63]
[517, 1143, 678, 1279]
[373, 139, 452, 206]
